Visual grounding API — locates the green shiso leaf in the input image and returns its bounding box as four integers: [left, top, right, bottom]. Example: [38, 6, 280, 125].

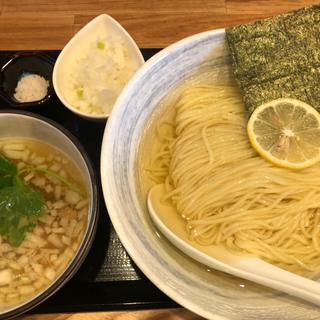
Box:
[0, 154, 17, 175]
[0, 176, 13, 188]
[0, 155, 45, 247]
[0, 152, 83, 247]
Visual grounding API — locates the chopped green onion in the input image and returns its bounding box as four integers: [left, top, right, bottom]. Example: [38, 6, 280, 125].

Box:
[97, 41, 105, 50]
[76, 88, 84, 99]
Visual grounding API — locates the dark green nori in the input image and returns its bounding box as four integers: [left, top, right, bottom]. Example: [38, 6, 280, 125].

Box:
[225, 5, 320, 114]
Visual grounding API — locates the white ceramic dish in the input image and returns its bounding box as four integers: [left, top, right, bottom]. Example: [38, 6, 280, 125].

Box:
[53, 14, 145, 121]
[100, 29, 320, 320]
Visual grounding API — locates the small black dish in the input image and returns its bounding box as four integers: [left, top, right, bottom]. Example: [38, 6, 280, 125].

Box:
[0, 51, 54, 109]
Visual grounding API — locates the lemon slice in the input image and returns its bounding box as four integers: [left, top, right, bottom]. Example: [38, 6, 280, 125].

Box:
[247, 98, 320, 169]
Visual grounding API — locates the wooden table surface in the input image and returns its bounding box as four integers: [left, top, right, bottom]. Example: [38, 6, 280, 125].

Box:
[1, 0, 318, 319]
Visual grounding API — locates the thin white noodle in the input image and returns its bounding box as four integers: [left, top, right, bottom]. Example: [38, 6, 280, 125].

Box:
[147, 83, 320, 277]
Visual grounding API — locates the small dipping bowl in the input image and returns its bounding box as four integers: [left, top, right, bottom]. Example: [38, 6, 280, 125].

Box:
[0, 52, 54, 109]
[0, 111, 99, 319]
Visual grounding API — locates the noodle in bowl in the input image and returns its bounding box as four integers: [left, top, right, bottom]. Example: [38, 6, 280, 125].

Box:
[100, 29, 320, 319]
[144, 83, 320, 277]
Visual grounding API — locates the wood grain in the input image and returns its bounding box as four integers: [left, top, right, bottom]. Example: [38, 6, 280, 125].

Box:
[226, 0, 319, 14]
[1, 1, 318, 319]
[0, 0, 316, 49]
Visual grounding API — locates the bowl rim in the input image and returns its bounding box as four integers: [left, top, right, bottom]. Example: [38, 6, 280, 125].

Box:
[101, 28, 228, 320]
[0, 110, 99, 319]
[52, 13, 145, 120]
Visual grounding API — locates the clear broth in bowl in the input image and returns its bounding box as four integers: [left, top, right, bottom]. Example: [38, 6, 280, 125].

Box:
[0, 138, 89, 311]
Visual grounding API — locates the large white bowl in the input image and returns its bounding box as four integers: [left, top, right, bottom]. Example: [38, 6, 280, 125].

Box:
[100, 29, 320, 319]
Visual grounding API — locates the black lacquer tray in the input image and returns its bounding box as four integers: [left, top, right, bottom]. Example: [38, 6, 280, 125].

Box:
[0, 49, 178, 313]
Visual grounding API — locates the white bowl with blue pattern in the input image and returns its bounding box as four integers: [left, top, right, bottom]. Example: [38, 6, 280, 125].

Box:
[100, 29, 320, 319]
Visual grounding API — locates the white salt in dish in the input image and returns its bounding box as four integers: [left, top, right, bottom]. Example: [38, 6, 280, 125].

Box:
[14, 73, 49, 103]
[53, 14, 145, 121]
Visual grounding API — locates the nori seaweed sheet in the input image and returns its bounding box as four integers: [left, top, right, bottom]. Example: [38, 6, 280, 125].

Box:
[225, 5, 320, 114]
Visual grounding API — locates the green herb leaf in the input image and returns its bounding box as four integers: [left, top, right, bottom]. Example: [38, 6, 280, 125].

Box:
[0, 176, 13, 188]
[0, 176, 45, 247]
[0, 154, 17, 175]
[8, 224, 35, 247]
[19, 166, 84, 196]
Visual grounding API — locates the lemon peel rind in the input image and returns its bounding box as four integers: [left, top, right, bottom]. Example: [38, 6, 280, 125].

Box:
[247, 98, 320, 170]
